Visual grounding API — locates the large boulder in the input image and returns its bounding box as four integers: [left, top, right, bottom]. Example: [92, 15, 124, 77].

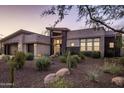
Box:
[112, 77, 124, 87]
[44, 73, 57, 86]
[56, 68, 70, 77]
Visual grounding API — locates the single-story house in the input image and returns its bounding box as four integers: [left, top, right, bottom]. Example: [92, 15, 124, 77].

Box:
[0, 29, 50, 57]
[0, 27, 124, 58]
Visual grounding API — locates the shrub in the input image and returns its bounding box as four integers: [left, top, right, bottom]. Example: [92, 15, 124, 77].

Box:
[71, 55, 81, 63]
[2, 55, 10, 62]
[78, 52, 85, 59]
[59, 56, 66, 63]
[49, 77, 73, 88]
[102, 62, 124, 75]
[70, 56, 78, 68]
[119, 57, 124, 65]
[81, 51, 100, 58]
[92, 51, 100, 58]
[14, 52, 26, 70]
[87, 69, 101, 82]
[25, 53, 34, 60]
[36, 56, 50, 71]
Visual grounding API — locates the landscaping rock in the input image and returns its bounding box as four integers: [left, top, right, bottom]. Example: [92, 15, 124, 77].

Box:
[44, 73, 57, 86]
[56, 68, 70, 77]
[112, 76, 124, 87]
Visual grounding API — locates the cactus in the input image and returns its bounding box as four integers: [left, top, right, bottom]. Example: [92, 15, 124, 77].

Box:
[66, 51, 71, 71]
[7, 58, 16, 88]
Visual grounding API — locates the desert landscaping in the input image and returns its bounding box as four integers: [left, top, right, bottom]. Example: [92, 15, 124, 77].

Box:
[0, 52, 124, 88]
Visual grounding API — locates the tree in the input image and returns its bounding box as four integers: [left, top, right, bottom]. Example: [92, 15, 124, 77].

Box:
[42, 5, 124, 33]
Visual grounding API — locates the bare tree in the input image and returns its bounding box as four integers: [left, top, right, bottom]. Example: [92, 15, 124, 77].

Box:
[42, 5, 124, 33]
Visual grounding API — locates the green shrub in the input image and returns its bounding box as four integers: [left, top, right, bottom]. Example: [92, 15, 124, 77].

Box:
[59, 56, 66, 63]
[49, 77, 73, 88]
[103, 62, 124, 75]
[78, 52, 85, 59]
[14, 52, 26, 70]
[87, 70, 99, 82]
[25, 53, 34, 60]
[92, 51, 100, 58]
[119, 57, 124, 65]
[81, 51, 100, 58]
[71, 55, 81, 63]
[70, 56, 78, 68]
[2, 55, 10, 62]
[36, 56, 50, 71]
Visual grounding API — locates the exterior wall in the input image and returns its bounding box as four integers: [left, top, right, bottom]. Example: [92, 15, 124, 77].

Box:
[36, 44, 50, 56]
[67, 39, 80, 47]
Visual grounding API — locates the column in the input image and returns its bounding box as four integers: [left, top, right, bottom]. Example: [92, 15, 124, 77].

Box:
[18, 43, 23, 52]
[34, 43, 37, 58]
[100, 36, 105, 58]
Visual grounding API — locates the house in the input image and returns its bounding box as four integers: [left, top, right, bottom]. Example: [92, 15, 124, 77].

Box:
[0, 29, 50, 57]
[0, 27, 124, 58]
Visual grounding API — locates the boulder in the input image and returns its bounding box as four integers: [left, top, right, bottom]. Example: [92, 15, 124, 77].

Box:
[112, 76, 124, 87]
[44, 73, 57, 86]
[56, 68, 70, 77]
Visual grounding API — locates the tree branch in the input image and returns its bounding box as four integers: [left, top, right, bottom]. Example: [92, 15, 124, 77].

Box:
[85, 5, 124, 33]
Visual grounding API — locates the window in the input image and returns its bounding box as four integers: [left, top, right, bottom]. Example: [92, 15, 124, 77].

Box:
[109, 42, 114, 48]
[80, 39, 86, 51]
[94, 38, 100, 51]
[87, 39, 93, 51]
[71, 42, 75, 47]
[80, 38, 100, 52]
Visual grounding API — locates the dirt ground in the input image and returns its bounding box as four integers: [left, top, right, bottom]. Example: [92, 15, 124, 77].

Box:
[0, 58, 123, 88]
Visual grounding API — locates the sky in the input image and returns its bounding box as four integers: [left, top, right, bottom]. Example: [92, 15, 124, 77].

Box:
[0, 5, 124, 38]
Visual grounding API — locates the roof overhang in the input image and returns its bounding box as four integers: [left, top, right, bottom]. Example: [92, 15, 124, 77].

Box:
[46, 27, 70, 32]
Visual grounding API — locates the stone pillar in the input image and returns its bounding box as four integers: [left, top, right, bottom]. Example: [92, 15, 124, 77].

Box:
[100, 36, 105, 58]
[34, 44, 37, 58]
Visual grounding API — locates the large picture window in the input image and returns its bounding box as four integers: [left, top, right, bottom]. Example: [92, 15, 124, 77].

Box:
[80, 38, 100, 52]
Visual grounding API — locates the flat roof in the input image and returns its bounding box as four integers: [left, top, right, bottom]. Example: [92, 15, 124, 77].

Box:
[46, 27, 70, 31]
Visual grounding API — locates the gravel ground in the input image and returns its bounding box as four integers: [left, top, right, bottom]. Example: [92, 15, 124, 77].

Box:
[0, 58, 123, 88]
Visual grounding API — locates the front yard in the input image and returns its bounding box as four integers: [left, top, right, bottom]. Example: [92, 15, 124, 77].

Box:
[0, 57, 123, 88]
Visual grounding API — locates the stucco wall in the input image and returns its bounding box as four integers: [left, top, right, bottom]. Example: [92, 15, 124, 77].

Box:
[67, 39, 80, 47]
[37, 44, 50, 56]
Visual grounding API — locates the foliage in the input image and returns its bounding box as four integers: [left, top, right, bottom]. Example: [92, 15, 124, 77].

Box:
[59, 55, 66, 63]
[49, 77, 73, 88]
[36, 56, 50, 71]
[119, 57, 124, 65]
[102, 62, 124, 75]
[2, 55, 10, 62]
[107, 49, 115, 57]
[25, 53, 34, 60]
[87, 69, 100, 82]
[81, 51, 100, 58]
[42, 5, 124, 33]
[71, 55, 81, 63]
[92, 51, 100, 58]
[78, 52, 85, 59]
[14, 52, 26, 70]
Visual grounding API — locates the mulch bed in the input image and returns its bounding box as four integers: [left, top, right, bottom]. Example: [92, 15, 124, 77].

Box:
[0, 58, 123, 88]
